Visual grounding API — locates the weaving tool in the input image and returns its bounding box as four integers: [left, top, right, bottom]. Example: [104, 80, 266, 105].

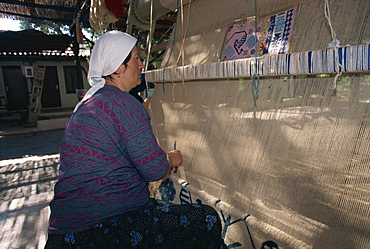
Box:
[173, 141, 178, 173]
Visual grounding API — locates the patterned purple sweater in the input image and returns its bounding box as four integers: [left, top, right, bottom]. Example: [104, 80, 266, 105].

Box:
[48, 84, 169, 234]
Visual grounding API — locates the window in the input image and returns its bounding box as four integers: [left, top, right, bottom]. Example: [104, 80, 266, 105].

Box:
[24, 66, 34, 78]
[63, 66, 79, 94]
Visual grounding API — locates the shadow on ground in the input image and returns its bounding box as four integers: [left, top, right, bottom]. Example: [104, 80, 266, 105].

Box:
[0, 129, 64, 161]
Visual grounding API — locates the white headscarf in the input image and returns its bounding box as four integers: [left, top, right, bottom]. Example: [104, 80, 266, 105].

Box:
[73, 31, 137, 112]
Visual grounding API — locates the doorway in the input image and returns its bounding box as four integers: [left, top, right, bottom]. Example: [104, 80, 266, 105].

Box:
[2, 66, 29, 111]
[42, 66, 61, 108]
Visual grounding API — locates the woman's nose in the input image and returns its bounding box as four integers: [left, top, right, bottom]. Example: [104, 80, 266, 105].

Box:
[139, 59, 144, 69]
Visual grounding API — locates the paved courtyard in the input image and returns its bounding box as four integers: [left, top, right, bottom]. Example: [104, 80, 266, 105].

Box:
[0, 129, 64, 249]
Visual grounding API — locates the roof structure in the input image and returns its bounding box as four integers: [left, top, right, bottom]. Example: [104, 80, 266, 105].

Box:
[0, 0, 127, 30]
[0, 29, 72, 54]
[0, 0, 176, 36]
[0, 0, 177, 59]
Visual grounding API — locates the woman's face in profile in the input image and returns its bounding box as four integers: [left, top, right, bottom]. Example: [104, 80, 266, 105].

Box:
[121, 46, 144, 90]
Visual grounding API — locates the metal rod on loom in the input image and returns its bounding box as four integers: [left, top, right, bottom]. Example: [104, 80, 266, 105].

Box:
[145, 44, 369, 83]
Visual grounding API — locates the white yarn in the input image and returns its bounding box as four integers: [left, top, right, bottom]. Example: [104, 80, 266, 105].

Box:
[324, 0, 342, 89]
[145, 44, 369, 83]
[170, 175, 312, 249]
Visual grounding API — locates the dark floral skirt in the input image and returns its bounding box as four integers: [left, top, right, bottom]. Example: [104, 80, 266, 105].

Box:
[45, 200, 221, 249]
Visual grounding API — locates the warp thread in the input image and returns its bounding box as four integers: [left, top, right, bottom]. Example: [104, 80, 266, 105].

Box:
[146, 44, 369, 83]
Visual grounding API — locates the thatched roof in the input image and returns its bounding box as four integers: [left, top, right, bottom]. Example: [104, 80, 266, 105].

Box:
[0, 0, 176, 35]
[0, 0, 85, 26]
[0, 0, 126, 29]
[0, 29, 72, 53]
[0, 0, 177, 58]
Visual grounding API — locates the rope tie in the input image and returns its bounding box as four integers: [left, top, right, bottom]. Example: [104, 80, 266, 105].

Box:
[252, 61, 260, 106]
[144, 0, 154, 97]
[324, 0, 343, 93]
[252, 0, 260, 106]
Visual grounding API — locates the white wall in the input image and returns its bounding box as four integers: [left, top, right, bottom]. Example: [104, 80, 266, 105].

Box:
[0, 59, 89, 112]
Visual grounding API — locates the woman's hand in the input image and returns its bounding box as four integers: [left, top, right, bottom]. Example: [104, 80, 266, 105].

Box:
[167, 150, 182, 167]
[142, 97, 151, 111]
[160, 150, 183, 180]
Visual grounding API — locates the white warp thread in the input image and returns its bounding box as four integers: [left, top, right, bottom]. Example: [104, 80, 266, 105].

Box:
[146, 44, 369, 83]
[170, 175, 313, 249]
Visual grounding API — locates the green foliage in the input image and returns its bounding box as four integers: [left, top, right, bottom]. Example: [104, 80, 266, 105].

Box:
[148, 34, 170, 70]
[17, 21, 172, 69]
[19, 21, 69, 35]
[19, 21, 99, 51]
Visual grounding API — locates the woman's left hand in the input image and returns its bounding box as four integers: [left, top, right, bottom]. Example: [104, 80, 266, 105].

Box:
[167, 150, 182, 167]
[142, 97, 151, 111]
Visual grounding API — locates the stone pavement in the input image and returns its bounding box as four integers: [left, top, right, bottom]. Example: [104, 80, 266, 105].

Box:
[0, 129, 64, 249]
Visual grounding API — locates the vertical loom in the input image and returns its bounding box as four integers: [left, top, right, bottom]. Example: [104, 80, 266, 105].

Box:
[146, 0, 370, 248]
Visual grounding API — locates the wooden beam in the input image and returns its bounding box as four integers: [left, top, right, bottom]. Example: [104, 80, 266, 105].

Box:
[151, 41, 168, 52]
[0, 0, 75, 12]
[156, 19, 175, 26]
[0, 10, 72, 23]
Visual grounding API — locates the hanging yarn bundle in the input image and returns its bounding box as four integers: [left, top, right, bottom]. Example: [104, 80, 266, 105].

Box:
[89, 0, 120, 31]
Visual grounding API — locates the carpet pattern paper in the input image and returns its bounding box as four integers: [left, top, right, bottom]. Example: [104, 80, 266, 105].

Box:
[221, 8, 296, 61]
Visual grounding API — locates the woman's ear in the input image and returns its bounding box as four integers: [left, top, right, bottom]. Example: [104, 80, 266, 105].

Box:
[115, 64, 127, 75]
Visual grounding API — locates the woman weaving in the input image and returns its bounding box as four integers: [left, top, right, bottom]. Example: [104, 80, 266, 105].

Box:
[45, 31, 221, 248]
